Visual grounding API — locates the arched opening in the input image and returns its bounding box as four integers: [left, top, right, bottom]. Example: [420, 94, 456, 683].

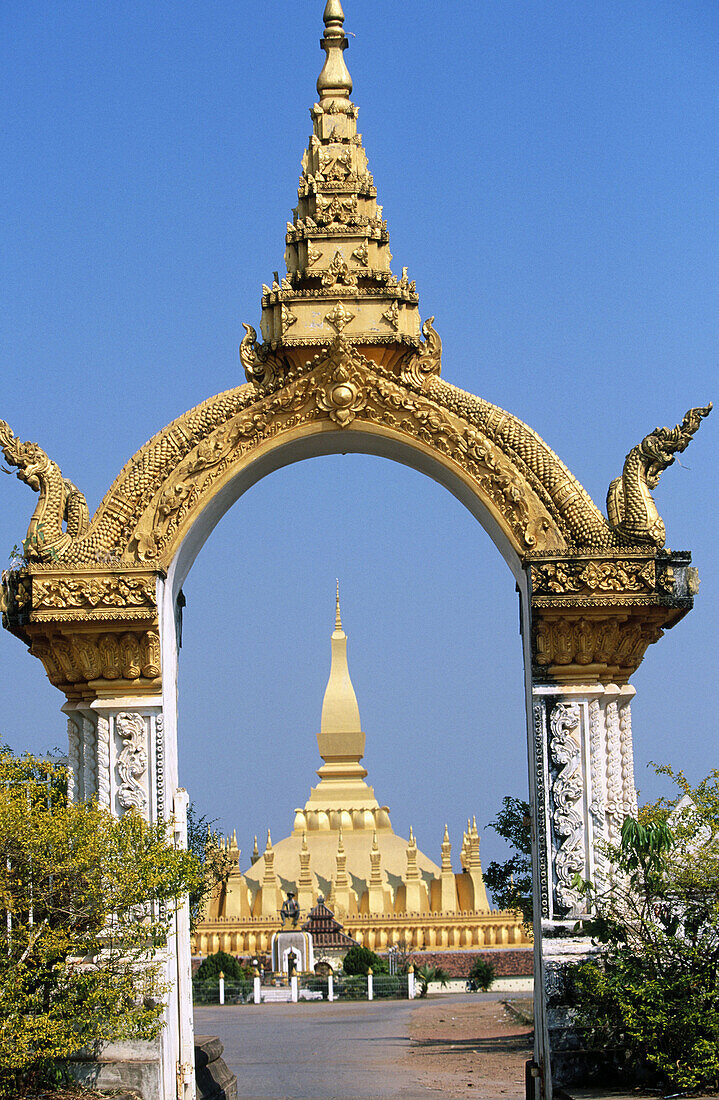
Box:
[156, 432, 538, 1089]
[158, 426, 536, 844]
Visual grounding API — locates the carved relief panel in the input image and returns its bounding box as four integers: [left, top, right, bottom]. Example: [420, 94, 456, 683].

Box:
[532, 684, 639, 923]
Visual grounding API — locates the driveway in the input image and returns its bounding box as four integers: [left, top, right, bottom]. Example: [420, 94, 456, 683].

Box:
[194, 993, 527, 1100]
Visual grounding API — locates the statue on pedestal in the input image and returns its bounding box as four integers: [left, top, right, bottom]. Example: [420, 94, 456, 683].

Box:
[280, 891, 300, 928]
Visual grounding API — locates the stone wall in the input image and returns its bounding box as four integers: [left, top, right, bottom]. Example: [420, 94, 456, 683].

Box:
[408, 947, 533, 978]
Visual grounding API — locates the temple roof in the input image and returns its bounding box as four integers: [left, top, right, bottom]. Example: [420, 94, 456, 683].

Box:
[302, 898, 357, 949]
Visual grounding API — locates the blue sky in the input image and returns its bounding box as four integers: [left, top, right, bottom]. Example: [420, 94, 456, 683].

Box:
[1, 2, 716, 885]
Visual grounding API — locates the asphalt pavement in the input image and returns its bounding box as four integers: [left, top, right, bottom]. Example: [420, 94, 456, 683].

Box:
[195, 997, 448, 1099]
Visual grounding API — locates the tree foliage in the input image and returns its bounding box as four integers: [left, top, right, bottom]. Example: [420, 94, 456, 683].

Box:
[342, 945, 386, 975]
[484, 795, 533, 923]
[415, 964, 449, 997]
[467, 957, 495, 991]
[0, 745, 202, 1097]
[186, 803, 235, 931]
[573, 767, 719, 1092]
[195, 951, 250, 983]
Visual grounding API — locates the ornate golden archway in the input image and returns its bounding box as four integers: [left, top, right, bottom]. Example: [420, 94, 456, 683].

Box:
[0, 3, 711, 1097]
[0, 334, 707, 702]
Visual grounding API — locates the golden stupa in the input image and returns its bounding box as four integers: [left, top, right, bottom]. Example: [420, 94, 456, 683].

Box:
[194, 588, 529, 959]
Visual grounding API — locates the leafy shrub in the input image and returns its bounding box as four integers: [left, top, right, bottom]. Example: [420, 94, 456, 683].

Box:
[195, 950, 249, 982]
[467, 958, 495, 991]
[342, 945, 386, 975]
[339, 974, 367, 999]
[415, 964, 449, 997]
[0, 745, 202, 1098]
[572, 768, 719, 1093]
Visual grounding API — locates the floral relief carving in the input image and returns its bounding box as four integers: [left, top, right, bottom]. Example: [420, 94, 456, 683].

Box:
[323, 301, 355, 333]
[116, 711, 148, 813]
[316, 361, 366, 426]
[96, 715, 111, 808]
[618, 701, 637, 818]
[604, 699, 623, 844]
[67, 716, 82, 803]
[82, 717, 97, 800]
[549, 702, 585, 916]
[531, 557, 656, 597]
[320, 250, 357, 288]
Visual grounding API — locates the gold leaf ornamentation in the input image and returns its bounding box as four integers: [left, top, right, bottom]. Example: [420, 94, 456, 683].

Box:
[324, 301, 355, 333]
[381, 301, 400, 330]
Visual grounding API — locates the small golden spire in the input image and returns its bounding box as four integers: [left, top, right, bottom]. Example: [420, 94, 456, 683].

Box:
[443, 823, 450, 844]
[335, 579, 342, 631]
[317, 0, 352, 103]
[266, 828, 273, 851]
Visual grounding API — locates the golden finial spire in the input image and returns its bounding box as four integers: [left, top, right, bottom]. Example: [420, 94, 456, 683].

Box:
[317, 0, 352, 103]
[335, 578, 342, 631]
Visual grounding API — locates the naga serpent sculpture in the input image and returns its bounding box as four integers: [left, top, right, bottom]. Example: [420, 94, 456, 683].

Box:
[0, 419, 89, 561]
[606, 403, 713, 547]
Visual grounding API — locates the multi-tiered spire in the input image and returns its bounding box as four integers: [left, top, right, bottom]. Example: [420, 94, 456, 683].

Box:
[253, 1, 422, 360]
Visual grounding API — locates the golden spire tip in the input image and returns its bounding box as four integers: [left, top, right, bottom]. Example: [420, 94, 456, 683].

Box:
[335, 579, 342, 630]
[317, 0, 352, 101]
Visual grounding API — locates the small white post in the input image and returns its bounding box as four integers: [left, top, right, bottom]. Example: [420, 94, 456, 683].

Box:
[367, 967, 373, 1002]
[328, 972, 334, 1002]
[291, 974, 298, 1003]
[408, 965, 415, 1000]
[253, 969, 261, 1005]
[219, 971, 225, 1006]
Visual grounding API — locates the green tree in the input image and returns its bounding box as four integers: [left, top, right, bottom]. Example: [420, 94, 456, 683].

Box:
[342, 945, 386, 975]
[415, 964, 449, 997]
[195, 950, 250, 983]
[484, 796, 533, 923]
[186, 803, 235, 931]
[0, 745, 202, 1097]
[467, 957, 495, 992]
[573, 767, 719, 1092]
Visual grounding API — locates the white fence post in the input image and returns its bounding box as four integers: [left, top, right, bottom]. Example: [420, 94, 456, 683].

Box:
[219, 971, 225, 1006]
[291, 974, 298, 1003]
[253, 969, 261, 1005]
[367, 968, 373, 1001]
[408, 965, 415, 1000]
[328, 973, 334, 1002]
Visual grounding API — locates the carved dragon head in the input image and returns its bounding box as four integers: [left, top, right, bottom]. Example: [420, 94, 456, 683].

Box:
[641, 403, 712, 489]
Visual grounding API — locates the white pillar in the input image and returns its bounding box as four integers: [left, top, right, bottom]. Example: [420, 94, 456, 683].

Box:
[65, 712, 82, 802]
[327, 973, 334, 1002]
[219, 972, 225, 1006]
[367, 969, 373, 1001]
[407, 967, 415, 999]
[291, 974, 298, 1003]
[172, 788, 196, 1100]
[253, 973, 261, 1004]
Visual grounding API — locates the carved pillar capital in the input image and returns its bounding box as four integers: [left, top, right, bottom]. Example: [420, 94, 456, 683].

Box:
[2, 566, 162, 702]
[528, 549, 697, 684]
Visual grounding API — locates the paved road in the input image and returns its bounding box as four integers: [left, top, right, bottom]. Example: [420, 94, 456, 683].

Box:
[195, 997, 492, 1099]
